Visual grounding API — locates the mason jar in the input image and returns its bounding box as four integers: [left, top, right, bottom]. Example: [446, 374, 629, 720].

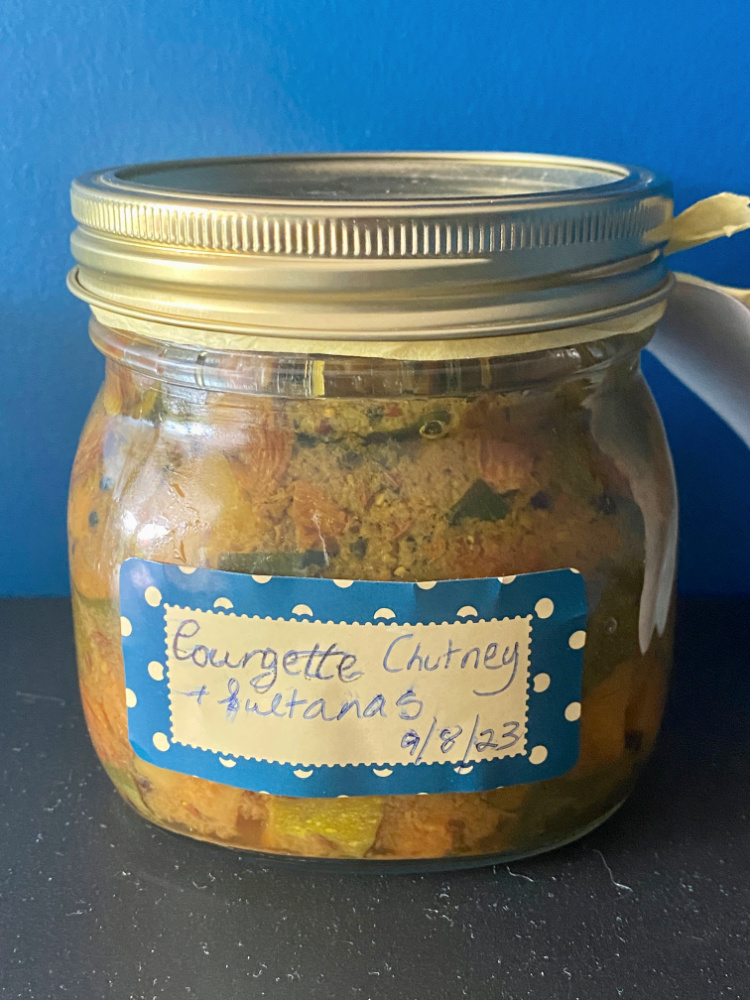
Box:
[67, 154, 677, 869]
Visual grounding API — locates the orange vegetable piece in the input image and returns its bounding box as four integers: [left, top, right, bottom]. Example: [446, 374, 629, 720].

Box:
[576, 651, 667, 776]
[478, 438, 535, 492]
[576, 659, 635, 774]
[292, 481, 348, 551]
[376, 788, 526, 858]
[376, 795, 454, 857]
[79, 661, 130, 771]
[626, 651, 668, 754]
[134, 759, 267, 843]
[231, 415, 292, 501]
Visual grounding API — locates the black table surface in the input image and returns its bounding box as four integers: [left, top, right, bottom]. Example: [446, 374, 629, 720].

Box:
[1, 597, 748, 1000]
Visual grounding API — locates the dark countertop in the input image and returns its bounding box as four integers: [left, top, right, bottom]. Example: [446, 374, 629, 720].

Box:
[1, 597, 748, 1000]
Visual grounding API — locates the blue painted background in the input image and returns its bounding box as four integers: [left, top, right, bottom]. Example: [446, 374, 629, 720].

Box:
[1, 0, 749, 596]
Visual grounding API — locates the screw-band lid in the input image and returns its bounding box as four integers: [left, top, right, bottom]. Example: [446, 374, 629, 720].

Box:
[69, 152, 673, 344]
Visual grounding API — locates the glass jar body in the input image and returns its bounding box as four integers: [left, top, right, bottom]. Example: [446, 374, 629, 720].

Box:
[69, 322, 676, 868]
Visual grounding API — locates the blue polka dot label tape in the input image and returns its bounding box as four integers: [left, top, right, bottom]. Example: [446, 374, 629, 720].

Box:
[119, 559, 587, 797]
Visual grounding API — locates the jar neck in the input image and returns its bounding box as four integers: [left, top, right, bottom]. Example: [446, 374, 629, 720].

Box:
[91, 317, 652, 401]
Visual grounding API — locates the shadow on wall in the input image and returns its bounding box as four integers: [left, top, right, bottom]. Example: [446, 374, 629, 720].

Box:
[643, 352, 750, 597]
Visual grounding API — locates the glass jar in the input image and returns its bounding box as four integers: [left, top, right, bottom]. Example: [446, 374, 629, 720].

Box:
[67, 154, 678, 869]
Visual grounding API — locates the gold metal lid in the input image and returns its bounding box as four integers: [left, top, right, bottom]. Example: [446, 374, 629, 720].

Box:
[68, 152, 673, 345]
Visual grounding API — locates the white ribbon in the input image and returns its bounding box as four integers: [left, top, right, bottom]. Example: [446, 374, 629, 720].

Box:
[649, 272, 750, 449]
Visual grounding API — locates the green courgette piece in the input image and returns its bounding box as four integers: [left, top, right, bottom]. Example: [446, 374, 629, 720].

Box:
[363, 408, 451, 445]
[71, 587, 119, 620]
[218, 550, 328, 576]
[130, 387, 166, 424]
[449, 479, 516, 525]
[515, 756, 634, 848]
[582, 559, 645, 695]
[349, 537, 369, 559]
[101, 761, 150, 812]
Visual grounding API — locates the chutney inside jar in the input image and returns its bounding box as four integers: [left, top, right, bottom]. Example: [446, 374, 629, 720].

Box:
[69, 321, 674, 866]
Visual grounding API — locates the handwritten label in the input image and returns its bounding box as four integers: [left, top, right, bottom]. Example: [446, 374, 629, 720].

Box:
[166, 608, 530, 768]
[120, 560, 586, 797]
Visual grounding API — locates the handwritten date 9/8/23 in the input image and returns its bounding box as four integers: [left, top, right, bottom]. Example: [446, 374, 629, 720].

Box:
[402, 715, 521, 764]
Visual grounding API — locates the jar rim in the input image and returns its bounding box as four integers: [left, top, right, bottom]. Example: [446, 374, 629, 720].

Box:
[90, 315, 654, 400]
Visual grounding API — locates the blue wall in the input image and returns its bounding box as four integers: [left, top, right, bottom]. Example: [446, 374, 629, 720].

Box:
[1, 0, 749, 596]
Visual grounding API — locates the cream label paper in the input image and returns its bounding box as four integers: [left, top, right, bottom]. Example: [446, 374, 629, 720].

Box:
[165, 607, 531, 769]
